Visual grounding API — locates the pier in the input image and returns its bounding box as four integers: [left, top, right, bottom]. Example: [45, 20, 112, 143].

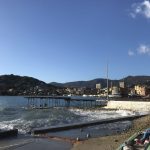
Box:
[24, 96, 107, 109]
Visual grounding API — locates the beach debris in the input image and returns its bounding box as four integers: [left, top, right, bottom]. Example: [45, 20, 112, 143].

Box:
[123, 141, 134, 150]
[86, 133, 91, 138]
[76, 137, 80, 141]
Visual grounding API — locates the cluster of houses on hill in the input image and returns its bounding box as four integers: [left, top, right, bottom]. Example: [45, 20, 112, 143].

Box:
[96, 81, 150, 98]
[2, 81, 150, 98]
[1, 75, 150, 97]
[63, 82, 150, 98]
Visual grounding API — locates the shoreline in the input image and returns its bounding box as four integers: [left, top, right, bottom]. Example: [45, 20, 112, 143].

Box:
[71, 115, 150, 150]
[0, 113, 149, 150]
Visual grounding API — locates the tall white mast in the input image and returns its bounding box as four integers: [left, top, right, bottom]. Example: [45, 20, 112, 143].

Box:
[107, 62, 109, 100]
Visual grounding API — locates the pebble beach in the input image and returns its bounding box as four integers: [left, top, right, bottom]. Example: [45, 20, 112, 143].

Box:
[72, 115, 150, 150]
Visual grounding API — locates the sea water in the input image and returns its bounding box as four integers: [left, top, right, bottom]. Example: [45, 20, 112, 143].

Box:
[0, 96, 139, 134]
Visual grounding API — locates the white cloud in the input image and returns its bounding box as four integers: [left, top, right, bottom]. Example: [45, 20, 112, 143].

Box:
[128, 50, 135, 56]
[131, 0, 150, 19]
[137, 44, 150, 55]
[128, 44, 150, 56]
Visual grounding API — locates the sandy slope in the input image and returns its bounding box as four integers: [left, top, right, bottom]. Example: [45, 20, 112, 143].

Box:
[72, 115, 150, 150]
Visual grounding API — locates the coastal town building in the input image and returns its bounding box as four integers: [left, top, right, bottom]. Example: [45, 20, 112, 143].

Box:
[96, 83, 101, 89]
[134, 85, 150, 96]
[112, 86, 119, 95]
[130, 88, 136, 95]
[119, 81, 125, 88]
[96, 83, 101, 95]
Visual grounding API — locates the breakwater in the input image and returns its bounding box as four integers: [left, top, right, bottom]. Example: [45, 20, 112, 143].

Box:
[105, 100, 150, 111]
[32, 114, 146, 134]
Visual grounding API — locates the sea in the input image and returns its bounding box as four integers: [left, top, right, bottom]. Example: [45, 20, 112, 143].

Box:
[0, 96, 141, 136]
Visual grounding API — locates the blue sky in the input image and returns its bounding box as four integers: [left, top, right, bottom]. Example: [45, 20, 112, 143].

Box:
[0, 0, 150, 83]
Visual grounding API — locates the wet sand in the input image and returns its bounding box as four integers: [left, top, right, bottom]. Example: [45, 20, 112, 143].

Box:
[72, 115, 150, 150]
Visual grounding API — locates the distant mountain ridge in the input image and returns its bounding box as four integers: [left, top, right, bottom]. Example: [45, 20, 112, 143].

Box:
[0, 74, 150, 93]
[50, 76, 150, 88]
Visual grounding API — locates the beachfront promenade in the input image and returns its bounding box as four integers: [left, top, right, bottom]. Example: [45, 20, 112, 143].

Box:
[25, 96, 107, 109]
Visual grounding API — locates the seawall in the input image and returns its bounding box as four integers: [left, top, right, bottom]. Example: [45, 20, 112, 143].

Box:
[32, 115, 145, 134]
[105, 100, 150, 111]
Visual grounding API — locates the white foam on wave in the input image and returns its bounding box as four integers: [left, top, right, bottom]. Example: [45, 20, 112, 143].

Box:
[68, 109, 134, 135]
[116, 109, 150, 116]
[0, 119, 31, 133]
[115, 109, 138, 116]
[0, 117, 76, 134]
[0, 118, 51, 134]
[0, 107, 147, 134]
[69, 108, 139, 121]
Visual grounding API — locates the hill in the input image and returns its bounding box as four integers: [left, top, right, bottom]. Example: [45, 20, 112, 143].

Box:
[0, 74, 56, 95]
[0, 74, 150, 95]
[124, 76, 150, 86]
[51, 76, 150, 88]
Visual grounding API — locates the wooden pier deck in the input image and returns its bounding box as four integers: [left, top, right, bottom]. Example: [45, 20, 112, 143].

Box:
[24, 96, 107, 109]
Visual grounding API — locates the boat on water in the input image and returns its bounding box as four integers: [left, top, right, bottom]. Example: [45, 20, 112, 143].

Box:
[117, 128, 150, 150]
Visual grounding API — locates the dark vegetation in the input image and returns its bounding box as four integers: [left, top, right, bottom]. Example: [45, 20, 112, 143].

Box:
[0, 74, 57, 95]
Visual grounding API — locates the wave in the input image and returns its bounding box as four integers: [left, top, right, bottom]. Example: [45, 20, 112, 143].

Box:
[0, 108, 82, 133]
[69, 108, 140, 121]
[0, 107, 146, 134]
